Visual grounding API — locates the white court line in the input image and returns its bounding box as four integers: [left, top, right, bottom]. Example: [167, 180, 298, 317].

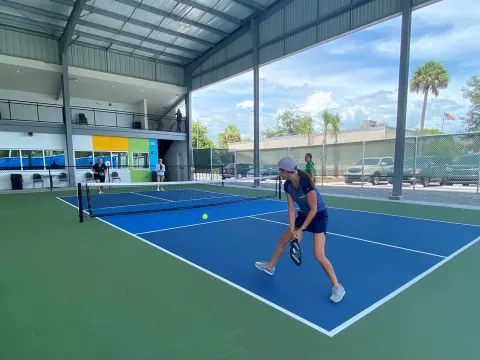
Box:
[262, 197, 480, 228]
[328, 206, 480, 228]
[131, 192, 175, 202]
[248, 216, 446, 259]
[56, 196, 332, 337]
[135, 209, 289, 235]
[56, 196, 480, 337]
[329, 234, 480, 336]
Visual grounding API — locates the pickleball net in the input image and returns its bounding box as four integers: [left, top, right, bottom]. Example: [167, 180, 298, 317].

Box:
[77, 175, 281, 219]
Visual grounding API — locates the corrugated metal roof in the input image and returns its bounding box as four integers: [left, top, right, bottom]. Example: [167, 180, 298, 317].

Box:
[0, 0, 274, 69]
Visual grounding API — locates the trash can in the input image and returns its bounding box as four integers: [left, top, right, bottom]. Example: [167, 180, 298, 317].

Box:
[151, 171, 157, 182]
[10, 173, 23, 190]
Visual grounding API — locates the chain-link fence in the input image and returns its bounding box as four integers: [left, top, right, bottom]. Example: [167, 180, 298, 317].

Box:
[233, 132, 480, 194]
[192, 148, 236, 179]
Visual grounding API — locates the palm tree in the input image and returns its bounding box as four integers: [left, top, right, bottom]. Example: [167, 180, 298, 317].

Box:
[320, 110, 332, 145]
[330, 113, 342, 176]
[330, 113, 342, 143]
[409, 60, 450, 132]
[320, 111, 343, 176]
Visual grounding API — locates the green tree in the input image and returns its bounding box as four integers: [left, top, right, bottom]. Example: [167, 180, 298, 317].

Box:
[409, 60, 450, 132]
[192, 119, 215, 149]
[319, 111, 343, 175]
[217, 124, 241, 148]
[461, 75, 480, 132]
[319, 110, 342, 144]
[376, 121, 387, 127]
[260, 110, 314, 139]
[419, 136, 464, 164]
[416, 128, 443, 134]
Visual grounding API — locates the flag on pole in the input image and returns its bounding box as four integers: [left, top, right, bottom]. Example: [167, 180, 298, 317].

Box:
[444, 112, 456, 120]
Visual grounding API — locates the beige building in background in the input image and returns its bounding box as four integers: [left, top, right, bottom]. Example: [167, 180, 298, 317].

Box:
[228, 125, 422, 151]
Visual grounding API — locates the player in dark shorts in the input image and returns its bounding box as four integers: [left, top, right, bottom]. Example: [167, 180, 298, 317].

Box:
[92, 157, 107, 194]
[255, 156, 345, 303]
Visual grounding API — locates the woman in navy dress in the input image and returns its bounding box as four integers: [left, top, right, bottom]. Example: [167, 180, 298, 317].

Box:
[255, 156, 345, 303]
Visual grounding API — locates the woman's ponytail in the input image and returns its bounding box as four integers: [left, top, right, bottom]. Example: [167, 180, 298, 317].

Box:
[297, 169, 315, 189]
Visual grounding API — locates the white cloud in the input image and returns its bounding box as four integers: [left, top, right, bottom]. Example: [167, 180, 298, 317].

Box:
[236, 100, 253, 109]
[235, 99, 265, 109]
[327, 40, 365, 55]
[190, 0, 474, 142]
[296, 91, 339, 114]
[413, 0, 480, 27]
[375, 25, 480, 61]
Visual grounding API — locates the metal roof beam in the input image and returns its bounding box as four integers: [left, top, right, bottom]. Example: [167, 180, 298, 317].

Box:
[49, 0, 215, 47]
[185, 23, 250, 74]
[231, 0, 265, 12]
[186, 0, 380, 73]
[0, 14, 61, 37]
[174, 0, 241, 25]
[114, 0, 229, 38]
[0, 0, 65, 20]
[74, 30, 191, 63]
[73, 40, 184, 67]
[0, 1, 200, 57]
[75, 20, 202, 57]
[60, 0, 87, 53]
[0, 10, 189, 63]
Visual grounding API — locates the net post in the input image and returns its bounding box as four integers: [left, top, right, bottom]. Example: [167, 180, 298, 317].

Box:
[77, 182, 84, 223]
[278, 175, 282, 200]
[49, 167, 53, 191]
[85, 183, 93, 217]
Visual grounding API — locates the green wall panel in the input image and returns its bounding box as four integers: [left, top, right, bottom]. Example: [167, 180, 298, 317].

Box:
[128, 138, 149, 153]
[128, 138, 151, 182]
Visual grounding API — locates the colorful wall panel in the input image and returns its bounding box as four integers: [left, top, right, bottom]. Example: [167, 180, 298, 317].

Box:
[92, 135, 128, 151]
[128, 137, 151, 182]
[149, 139, 158, 171]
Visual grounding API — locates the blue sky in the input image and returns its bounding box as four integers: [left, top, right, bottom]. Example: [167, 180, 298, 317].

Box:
[190, 0, 480, 143]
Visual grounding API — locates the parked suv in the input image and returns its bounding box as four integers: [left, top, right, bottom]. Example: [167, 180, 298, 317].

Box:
[223, 163, 253, 178]
[344, 157, 394, 185]
[442, 154, 480, 186]
[387, 155, 448, 187]
[247, 164, 278, 178]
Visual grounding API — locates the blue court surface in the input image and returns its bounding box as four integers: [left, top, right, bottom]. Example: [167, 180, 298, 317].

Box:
[59, 191, 480, 337]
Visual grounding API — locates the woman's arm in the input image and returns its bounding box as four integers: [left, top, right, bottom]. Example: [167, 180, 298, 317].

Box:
[286, 193, 296, 233]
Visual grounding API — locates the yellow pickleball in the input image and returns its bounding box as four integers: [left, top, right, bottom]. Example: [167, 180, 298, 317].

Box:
[202, 214, 208, 220]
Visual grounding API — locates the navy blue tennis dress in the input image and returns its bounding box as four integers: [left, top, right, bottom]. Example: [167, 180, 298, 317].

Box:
[284, 176, 328, 234]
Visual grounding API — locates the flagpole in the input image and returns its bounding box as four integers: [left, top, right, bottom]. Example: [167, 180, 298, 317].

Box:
[442, 113, 445, 132]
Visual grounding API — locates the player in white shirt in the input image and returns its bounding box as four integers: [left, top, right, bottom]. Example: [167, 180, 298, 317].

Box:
[156, 158, 166, 191]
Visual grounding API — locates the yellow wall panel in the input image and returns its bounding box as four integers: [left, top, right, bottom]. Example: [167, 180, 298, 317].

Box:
[109, 137, 128, 151]
[92, 136, 129, 151]
[92, 136, 111, 150]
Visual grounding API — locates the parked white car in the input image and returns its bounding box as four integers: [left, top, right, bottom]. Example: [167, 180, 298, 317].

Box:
[343, 157, 394, 185]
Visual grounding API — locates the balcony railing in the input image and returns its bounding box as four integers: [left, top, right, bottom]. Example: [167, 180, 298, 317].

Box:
[0, 99, 185, 133]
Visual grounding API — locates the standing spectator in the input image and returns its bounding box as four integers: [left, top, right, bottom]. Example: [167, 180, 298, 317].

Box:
[175, 108, 182, 132]
[305, 153, 316, 182]
[156, 158, 166, 191]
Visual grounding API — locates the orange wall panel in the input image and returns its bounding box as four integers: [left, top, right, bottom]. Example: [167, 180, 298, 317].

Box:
[92, 136, 128, 151]
[92, 136, 110, 150]
[109, 137, 128, 151]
